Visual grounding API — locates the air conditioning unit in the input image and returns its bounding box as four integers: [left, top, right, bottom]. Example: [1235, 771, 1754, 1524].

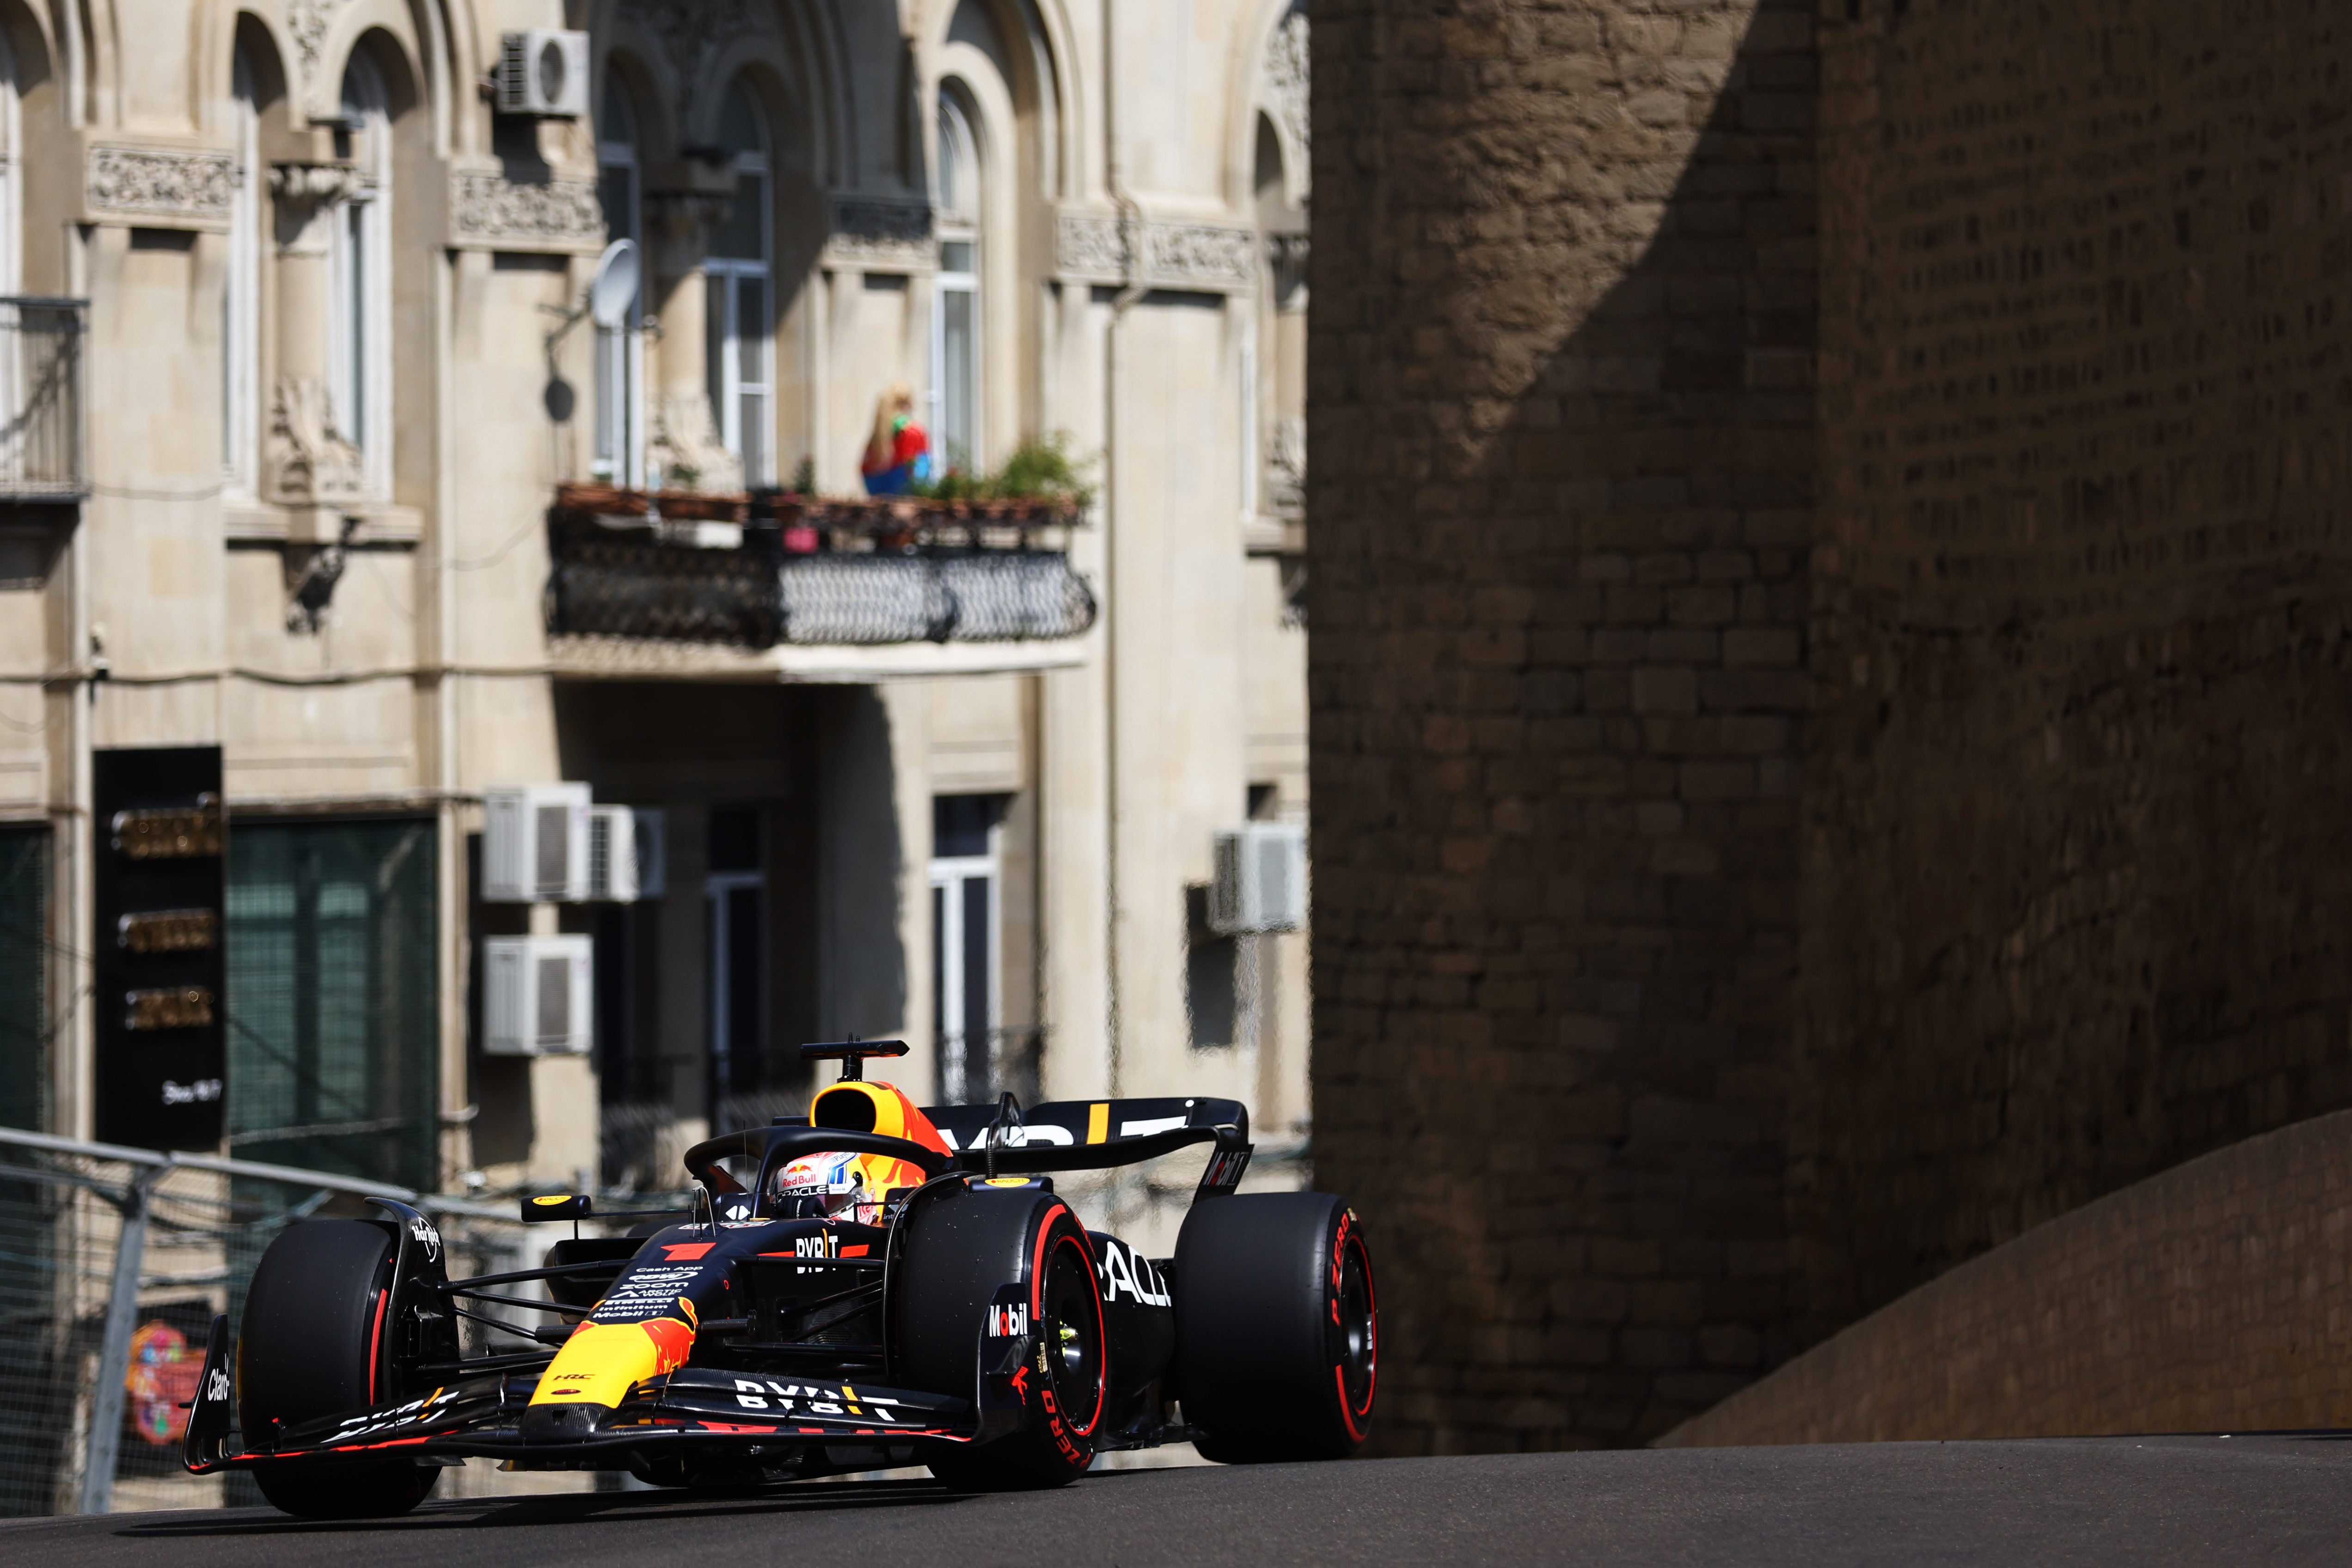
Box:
[481, 935, 593, 1056]
[482, 784, 592, 903]
[586, 805, 668, 901]
[497, 30, 589, 117]
[1209, 822, 1308, 934]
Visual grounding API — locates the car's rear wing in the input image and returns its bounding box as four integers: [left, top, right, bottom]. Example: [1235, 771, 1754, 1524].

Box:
[923, 1096, 1253, 1197]
[680, 1094, 1253, 1213]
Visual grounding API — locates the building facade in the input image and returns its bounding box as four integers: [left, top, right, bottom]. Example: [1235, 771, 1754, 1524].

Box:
[0, 0, 1315, 1251]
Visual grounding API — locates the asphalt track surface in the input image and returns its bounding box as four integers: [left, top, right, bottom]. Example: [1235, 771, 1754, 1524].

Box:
[9, 1436, 2350, 1565]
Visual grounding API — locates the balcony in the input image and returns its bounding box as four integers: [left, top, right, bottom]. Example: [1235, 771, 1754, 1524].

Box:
[0, 298, 86, 501]
[545, 484, 1097, 680]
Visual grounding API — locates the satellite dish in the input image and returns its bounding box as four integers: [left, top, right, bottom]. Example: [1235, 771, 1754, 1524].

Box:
[588, 239, 639, 331]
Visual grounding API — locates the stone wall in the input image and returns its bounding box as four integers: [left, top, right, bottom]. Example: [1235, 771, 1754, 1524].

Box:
[1307, 0, 1819, 1451]
[1664, 1107, 2352, 1446]
[1794, 0, 2352, 1343]
[1311, 0, 2352, 1453]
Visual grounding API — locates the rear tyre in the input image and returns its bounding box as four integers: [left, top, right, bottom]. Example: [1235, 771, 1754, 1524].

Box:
[238, 1218, 439, 1519]
[1174, 1192, 1376, 1464]
[892, 1185, 1108, 1491]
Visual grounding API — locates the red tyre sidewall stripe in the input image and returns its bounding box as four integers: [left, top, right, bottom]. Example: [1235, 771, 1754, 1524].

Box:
[1331, 1213, 1376, 1440]
[367, 1283, 390, 1405]
[1030, 1205, 1107, 1441]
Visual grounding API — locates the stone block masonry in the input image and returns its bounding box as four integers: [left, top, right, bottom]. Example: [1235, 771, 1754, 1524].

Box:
[1794, 0, 2352, 1346]
[1311, 0, 2352, 1452]
[1308, 0, 1819, 1452]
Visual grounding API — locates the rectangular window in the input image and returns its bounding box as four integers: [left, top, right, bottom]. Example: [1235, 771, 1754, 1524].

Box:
[1185, 885, 1237, 1049]
[225, 818, 438, 1189]
[706, 805, 766, 1111]
[0, 825, 47, 1130]
[706, 272, 773, 487]
[705, 166, 772, 487]
[931, 795, 1007, 1105]
[934, 241, 979, 473]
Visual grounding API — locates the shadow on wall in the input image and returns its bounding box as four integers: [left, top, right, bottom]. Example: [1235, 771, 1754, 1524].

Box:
[818, 685, 908, 1049]
[1790, 0, 2352, 1347]
[1307, 0, 1816, 1454]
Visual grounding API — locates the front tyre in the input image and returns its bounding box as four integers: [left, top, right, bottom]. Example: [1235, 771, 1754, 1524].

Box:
[238, 1218, 439, 1519]
[1174, 1192, 1377, 1464]
[893, 1186, 1108, 1490]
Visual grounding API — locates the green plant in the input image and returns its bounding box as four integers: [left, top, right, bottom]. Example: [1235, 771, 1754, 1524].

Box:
[906, 433, 1097, 507]
[993, 434, 1097, 507]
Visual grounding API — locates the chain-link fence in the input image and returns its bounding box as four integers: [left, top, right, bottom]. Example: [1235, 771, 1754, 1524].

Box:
[0, 1127, 534, 1518]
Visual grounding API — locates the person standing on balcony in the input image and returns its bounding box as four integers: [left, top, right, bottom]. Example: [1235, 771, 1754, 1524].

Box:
[860, 382, 934, 495]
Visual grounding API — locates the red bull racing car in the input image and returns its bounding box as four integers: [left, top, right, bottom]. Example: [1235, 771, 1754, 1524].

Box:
[182, 1041, 1377, 1517]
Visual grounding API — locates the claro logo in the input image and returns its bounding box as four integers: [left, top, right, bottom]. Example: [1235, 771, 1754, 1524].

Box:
[1097, 1241, 1170, 1307]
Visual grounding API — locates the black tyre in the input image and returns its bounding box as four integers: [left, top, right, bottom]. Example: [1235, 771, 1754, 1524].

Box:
[891, 1183, 1108, 1490]
[1174, 1192, 1377, 1463]
[238, 1218, 439, 1519]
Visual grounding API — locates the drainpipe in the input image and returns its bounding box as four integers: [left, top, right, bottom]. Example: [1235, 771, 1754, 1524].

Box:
[1101, 0, 1149, 1236]
[1102, 0, 1145, 1114]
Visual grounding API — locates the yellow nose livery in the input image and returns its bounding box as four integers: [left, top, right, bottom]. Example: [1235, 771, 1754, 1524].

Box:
[529, 1313, 697, 1411]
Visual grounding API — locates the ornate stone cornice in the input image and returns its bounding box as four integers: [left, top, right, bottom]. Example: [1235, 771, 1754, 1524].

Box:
[1145, 222, 1258, 290]
[1054, 213, 1126, 282]
[84, 145, 239, 228]
[447, 171, 606, 254]
[1054, 212, 1259, 293]
[822, 197, 936, 272]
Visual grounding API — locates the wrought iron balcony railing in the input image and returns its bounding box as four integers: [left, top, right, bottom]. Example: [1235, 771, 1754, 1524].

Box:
[545, 484, 1097, 649]
[0, 298, 86, 500]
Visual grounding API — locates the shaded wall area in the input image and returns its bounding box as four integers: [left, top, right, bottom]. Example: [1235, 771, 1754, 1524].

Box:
[1666, 1107, 2352, 1446]
[1795, 0, 2352, 1342]
[1308, 0, 1817, 1451]
[1311, 0, 2352, 1455]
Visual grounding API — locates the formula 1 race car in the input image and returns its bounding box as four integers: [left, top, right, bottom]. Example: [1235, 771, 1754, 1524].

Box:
[183, 1041, 1377, 1517]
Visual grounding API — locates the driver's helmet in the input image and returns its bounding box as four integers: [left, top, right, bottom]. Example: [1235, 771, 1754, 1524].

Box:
[770, 1150, 870, 1221]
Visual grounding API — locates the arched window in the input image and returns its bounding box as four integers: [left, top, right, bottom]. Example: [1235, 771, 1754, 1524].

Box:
[705, 81, 771, 486]
[329, 52, 390, 486]
[224, 43, 261, 487]
[932, 90, 981, 472]
[595, 77, 643, 485]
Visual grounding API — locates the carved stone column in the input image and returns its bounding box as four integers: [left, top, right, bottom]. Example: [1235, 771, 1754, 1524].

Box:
[265, 164, 366, 504]
[642, 169, 740, 493]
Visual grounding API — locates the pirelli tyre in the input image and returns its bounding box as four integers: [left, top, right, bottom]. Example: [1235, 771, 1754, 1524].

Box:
[890, 1181, 1109, 1490]
[1174, 1191, 1377, 1464]
[238, 1218, 440, 1519]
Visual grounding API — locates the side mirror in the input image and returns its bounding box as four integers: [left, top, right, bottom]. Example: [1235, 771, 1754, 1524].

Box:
[521, 1192, 593, 1222]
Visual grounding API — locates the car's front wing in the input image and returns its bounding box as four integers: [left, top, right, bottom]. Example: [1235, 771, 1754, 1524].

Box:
[181, 1315, 1014, 1474]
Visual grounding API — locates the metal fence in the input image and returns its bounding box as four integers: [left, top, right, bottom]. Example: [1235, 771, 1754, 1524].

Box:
[0, 1127, 529, 1517]
[0, 297, 86, 499]
[546, 516, 1097, 649]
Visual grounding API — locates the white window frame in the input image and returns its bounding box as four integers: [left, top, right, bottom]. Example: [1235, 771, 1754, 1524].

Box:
[931, 91, 982, 473]
[329, 52, 391, 495]
[594, 82, 645, 486]
[705, 86, 772, 487]
[929, 851, 1000, 1106]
